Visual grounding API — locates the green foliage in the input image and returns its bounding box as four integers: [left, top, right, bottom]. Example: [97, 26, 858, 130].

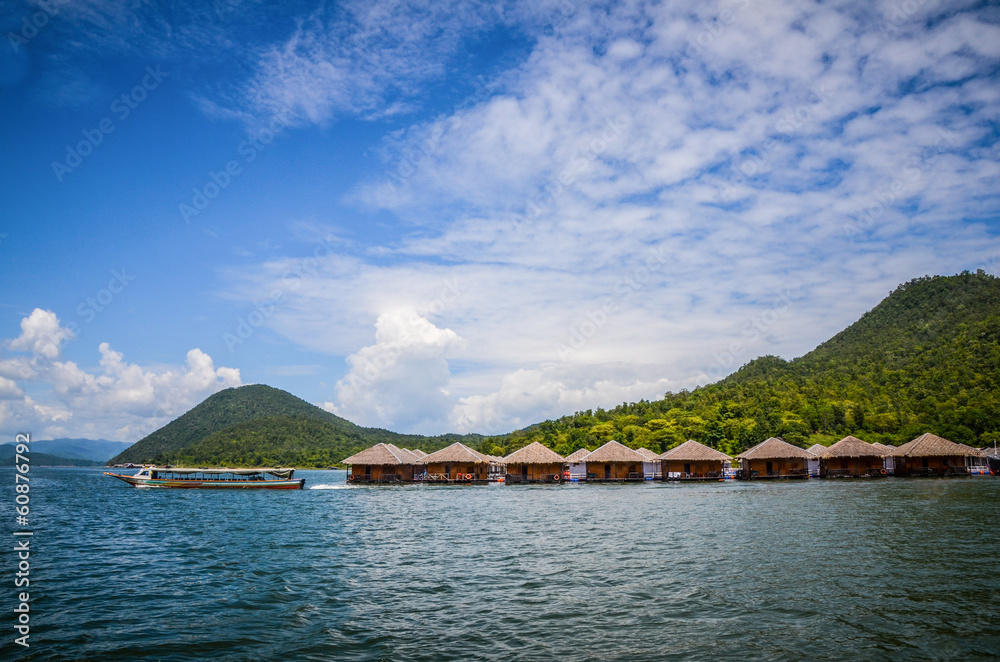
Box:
[111, 272, 1000, 467]
[110, 384, 479, 467]
[484, 272, 1000, 455]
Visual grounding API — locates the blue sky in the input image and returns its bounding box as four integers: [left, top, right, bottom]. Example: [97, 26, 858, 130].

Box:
[1, 0, 999, 441]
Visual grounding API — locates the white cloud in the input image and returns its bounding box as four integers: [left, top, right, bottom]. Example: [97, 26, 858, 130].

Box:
[219, 1, 1000, 434]
[334, 311, 461, 433]
[0, 310, 242, 441]
[7, 309, 75, 360]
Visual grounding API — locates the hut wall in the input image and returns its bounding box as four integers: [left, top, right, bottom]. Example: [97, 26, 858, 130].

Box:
[662, 460, 724, 479]
[897, 455, 968, 476]
[506, 462, 562, 482]
[744, 458, 808, 478]
[821, 457, 882, 477]
[588, 462, 643, 480]
[350, 464, 415, 482]
[423, 462, 487, 480]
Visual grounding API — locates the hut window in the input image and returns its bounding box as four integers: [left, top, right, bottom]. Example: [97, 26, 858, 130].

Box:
[365, 465, 372, 477]
[684, 463, 691, 475]
[445, 465, 451, 476]
[521, 465, 528, 478]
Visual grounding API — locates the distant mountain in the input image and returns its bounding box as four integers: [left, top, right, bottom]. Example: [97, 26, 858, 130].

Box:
[109, 384, 479, 467]
[18, 438, 132, 462]
[494, 272, 1000, 456]
[0, 444, 102, 467]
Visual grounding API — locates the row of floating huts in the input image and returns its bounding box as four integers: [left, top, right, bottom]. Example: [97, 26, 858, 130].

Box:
[341, 432, 995, 484]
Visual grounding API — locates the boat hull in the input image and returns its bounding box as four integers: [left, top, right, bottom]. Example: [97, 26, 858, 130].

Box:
[105, 473, 304, 489]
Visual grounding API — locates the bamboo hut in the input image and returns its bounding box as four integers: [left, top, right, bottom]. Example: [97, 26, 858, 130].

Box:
[891, 433, 976, 476]
[418, 442, 498, 482]
[806, 444, 826, 476]
[503, 442, 564, 483]
[583, 441, 646, 481]
[737, 437, 814, 479]
[564, 448, 591, 481]
[342, 443, 420, 483]
[818, 436, 887, 477]
[869, 442, 897, 475]
[660, 440, 731, 480]
[635, 447, 663, 480]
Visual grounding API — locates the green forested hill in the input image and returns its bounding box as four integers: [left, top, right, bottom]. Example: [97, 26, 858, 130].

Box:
[485, 272, 1000, 457]
[109, 384, 477, 466]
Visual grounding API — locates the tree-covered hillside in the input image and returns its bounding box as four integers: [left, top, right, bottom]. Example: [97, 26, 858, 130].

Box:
[483, 272, 1000, 458]
[110, 384, 479, 466]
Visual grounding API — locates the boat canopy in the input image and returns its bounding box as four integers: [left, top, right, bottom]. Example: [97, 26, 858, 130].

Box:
[150, 467, 295, 479]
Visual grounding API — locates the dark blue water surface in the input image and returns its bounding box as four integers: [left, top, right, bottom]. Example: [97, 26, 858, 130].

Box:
[3, 468, 999, 661]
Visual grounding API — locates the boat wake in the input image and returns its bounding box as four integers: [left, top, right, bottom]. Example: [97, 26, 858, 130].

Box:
[308, 484, 351, 490]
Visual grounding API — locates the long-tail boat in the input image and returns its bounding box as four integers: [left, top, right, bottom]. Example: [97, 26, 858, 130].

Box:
[104, 466, 305, 489]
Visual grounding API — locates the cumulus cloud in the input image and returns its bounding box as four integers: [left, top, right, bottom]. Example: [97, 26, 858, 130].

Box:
[334, 311, 461, 433]
[0, 310, 242, 441]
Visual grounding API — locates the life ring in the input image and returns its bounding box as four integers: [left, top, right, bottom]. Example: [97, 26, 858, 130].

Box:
[465, 473, 473, 480]
[880, 468, 887, 475]
[348, 474, 355, 481]
[553, 474, 561, 482]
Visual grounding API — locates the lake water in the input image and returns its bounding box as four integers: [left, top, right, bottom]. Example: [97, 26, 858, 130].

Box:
[4, 468, 999, 661]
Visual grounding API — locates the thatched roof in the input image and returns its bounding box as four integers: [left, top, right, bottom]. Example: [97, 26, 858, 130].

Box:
[342, 443, 418, 465]
[584, 440, 646, 463]
[418, 442, 491, 464]
[892, 432, 975, 458]
[820, 436, 886, 459]
[504, 442, 563, 464]
[660, 439, 731, 462]
[408, 449, 428, 458]
[806, 444, 828, 456]
[635, 447, 661, 461]
[564, 448, 591, 463]
[738, 437, 815, 461]
[870, 442, 894, 455]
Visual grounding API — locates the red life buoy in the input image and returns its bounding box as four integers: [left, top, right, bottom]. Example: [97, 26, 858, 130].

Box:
[553, 474, 561, 482]
[465, 473, 473, 480]
[348, 474, 355, 481]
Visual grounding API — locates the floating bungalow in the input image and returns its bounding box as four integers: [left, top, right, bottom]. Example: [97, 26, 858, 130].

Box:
[869, 442, 897, 475]
[660, 440, 732, 480]
[503, 442, 565, 483]
[342, 443, 420, 483]
[583, 441, 646, 481]
[737, 437, 814, 479]
[891, 433, 977, 476]
[806, 444, 826, 477]
[635, 447, 663, 480]
[564, 448, 591, 481]
[418, 442, 501, 482]
[817, 436, 888, 477]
